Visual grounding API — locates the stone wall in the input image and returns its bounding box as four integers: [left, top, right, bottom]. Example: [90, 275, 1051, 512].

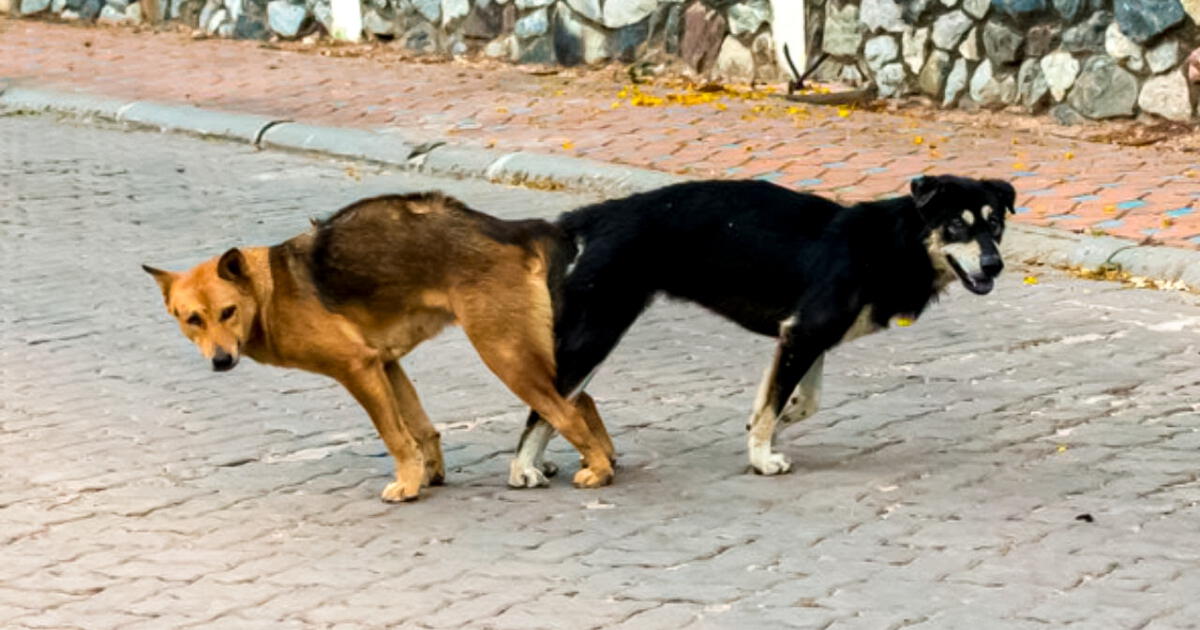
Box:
[6, 0, 781, 80]
[9, 0, 1200, 122]
[814, 0, 1200, 122]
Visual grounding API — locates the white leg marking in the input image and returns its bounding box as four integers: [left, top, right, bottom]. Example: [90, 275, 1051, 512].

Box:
[780, 353, 824, 425]
[746, 355, 791, 476]
[508, 420, 556, 488]
[508, 364, 601, 488]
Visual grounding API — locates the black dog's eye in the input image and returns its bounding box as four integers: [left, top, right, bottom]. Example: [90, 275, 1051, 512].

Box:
[220, 306, 237, 321]
[187, 313, 203, 327]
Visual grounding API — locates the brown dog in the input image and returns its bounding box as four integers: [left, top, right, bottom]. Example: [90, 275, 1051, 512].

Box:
[144, 192, 614, 502]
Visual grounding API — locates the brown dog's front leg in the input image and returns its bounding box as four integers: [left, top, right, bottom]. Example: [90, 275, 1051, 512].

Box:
[337, 360, 426, 503]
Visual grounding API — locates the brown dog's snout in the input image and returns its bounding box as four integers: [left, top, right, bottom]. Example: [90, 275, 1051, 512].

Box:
[211, 348, 238, 372]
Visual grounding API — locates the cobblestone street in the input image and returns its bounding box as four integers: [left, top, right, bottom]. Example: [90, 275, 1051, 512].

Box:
[5, 114, 1200, 628]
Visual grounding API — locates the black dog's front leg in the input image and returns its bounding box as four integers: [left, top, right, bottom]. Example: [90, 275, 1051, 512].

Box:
[747, 307, 854, 475]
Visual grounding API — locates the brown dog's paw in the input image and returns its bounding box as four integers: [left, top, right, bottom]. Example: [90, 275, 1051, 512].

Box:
[423, 455, 445, 487]
[422, 436, 445, 487]
[572, 466, 613, 489]
[380, 479, 421, 503]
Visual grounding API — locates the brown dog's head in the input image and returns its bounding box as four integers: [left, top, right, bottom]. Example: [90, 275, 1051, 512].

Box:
[143, 248, 258, 372]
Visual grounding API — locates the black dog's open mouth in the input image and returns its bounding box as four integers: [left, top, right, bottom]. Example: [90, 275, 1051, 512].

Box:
[946, 255, 995, 296]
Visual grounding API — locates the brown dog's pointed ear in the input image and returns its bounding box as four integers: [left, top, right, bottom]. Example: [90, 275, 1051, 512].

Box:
[217, 248, 247, 284]
[143, 264, 177, 302]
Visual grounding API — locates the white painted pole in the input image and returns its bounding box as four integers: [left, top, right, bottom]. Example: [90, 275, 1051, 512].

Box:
[769, 0, 807, 80]
[330, 0, 362, 42]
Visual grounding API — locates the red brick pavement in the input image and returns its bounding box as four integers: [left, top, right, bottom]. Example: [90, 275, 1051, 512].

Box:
[5, 18, 1200, 248]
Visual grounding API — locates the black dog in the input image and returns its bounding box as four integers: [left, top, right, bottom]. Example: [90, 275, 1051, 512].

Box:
[507, 175, 1016, 487]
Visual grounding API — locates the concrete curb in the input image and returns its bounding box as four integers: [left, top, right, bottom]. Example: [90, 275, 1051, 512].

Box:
[4, 85, 1200, 290]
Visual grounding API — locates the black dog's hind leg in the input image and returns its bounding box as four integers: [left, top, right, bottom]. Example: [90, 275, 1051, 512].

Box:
[508, 271, 652, 488]
[747, 305, 855, 475]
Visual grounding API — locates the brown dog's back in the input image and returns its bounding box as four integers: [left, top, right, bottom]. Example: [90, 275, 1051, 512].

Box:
[306, 192, 573, 312]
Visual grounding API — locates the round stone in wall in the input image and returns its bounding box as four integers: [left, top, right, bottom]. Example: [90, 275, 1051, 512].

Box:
[1147, 39, 1181, 74]
[876, 62, 907, 97]
[983, 20, 1023, 65]
[931, 10, 971, 50]
[411, 0, 439, 23]
[602, 0, 657, 29]
[823, 2, 866, 56]
[441, 0, 469, 27]
[727, 0, 770, 37]
[1114, 0, 1186, 44]
[564, 0, 600, 22]
[1063, 10, 1112, 53]
[714, 35, 755, 80]
[1138, 71, 1192, 120]
[1068, 55, 1139, 118]
[918, 49, 953, 97]
[1040, 50, 1080, 101]
[865, 34, 899, 72]
[963, 0, 988, 18]
[969, 58, 1016, 106]
[1104, 22, 1145, 71]
[267, 0, 307, 38]
[515, 7, 549, 39]
[859, 0, 906, 33]
[903, 27, 930, 73]
[18, 0, 50, 14]
[1017, 57, 1050, 110]
[944, 57, 969, 106]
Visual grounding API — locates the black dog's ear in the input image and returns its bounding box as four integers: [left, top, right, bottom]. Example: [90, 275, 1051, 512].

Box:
[985, 179, 1017, 214]
[910, 176, 941, 209]
[217, 248, 248, 284]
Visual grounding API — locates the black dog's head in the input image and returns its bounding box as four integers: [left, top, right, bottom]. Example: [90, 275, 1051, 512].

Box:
[911, 175, 1017, 296]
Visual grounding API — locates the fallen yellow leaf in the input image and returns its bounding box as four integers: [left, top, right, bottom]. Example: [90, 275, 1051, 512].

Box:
[836, 106, 852, 118]
[1012, 162, 1026, 170]
[1103, 205, 1116, 214]
[496, 107, 508, 114]
[1056, 444, 1068, 453]
[913, 136, 924, 145]
[895, 317, 913, 327]
[562, 141, 574, 150]
[1024, 275, 1039, 285]
[1163, 218, 1175, 227]
[1064, 151, 1075, 160]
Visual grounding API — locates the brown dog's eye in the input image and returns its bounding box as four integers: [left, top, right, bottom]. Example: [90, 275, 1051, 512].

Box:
[187, 313, 203, 327]
[220, 306, 237, 321]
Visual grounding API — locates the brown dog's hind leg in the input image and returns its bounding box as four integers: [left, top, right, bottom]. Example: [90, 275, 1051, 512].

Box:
[574, 392, 615, 465]
[336, 359, 427, 502]
[385, 361, 445, 487]
[454, 287, 613, 488]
